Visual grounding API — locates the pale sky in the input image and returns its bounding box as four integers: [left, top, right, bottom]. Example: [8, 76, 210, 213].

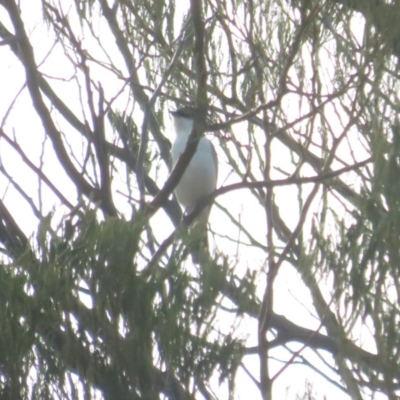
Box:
[0, 1, 380, 399]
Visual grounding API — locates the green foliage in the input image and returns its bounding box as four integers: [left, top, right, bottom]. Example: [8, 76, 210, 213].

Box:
[4, 0, 400, 398]
[0, 210, 246, 398]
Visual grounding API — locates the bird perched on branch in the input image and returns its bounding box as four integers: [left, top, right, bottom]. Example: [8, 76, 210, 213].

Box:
[170, 107, 218, 263]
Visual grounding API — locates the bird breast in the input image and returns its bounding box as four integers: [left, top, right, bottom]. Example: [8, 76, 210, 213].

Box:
[171, 136, 217, 208]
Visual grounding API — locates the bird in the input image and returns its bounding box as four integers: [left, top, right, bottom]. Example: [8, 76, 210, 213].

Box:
[170, 107, 218, 263]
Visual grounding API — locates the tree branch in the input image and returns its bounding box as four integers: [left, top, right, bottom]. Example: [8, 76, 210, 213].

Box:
[3, 0, 106, 210]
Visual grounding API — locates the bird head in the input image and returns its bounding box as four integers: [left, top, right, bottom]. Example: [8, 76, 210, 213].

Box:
[170, 107, 198, 134]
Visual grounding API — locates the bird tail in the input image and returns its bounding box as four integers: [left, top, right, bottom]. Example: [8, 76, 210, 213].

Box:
[190, 208, 210, 264]
[191, 225, 209, 264]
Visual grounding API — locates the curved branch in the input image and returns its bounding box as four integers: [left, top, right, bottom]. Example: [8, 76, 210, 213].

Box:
[4, 1, 105, 210]
[98, 0, 171, 164]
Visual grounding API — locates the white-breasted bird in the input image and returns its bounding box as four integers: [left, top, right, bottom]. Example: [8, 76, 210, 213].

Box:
[170, 107, 218, 263]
